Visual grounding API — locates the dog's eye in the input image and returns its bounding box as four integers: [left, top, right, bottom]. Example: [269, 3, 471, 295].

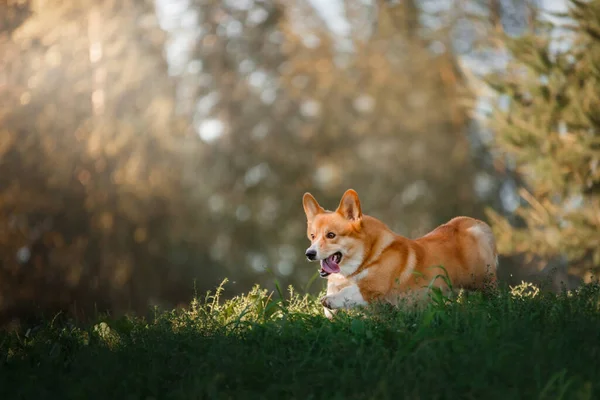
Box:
[326, 232, 336, 239]
[311, 234, 315, 240]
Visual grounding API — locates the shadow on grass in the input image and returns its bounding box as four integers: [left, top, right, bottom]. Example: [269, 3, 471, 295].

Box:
[2, 280, 600, 399]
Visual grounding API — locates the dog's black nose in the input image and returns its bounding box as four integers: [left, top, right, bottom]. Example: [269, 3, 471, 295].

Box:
[305, 249, 317, 261]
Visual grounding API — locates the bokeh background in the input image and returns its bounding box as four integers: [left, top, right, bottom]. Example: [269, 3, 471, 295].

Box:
[1, 0, 597, 327]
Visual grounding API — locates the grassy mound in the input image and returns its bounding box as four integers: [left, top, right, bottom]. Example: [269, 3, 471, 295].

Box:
[2, 280, 600, 399]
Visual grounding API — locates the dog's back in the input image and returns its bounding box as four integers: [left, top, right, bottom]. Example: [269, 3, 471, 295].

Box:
[413, 216, 498, 291]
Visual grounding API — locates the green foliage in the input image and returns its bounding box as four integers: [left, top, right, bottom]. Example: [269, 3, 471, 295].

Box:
[486, 0, 600, 277]
[2, 280, 600, 399]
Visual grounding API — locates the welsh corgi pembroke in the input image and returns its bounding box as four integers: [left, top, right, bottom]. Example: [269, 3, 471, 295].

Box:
[302, 189, 498, 318]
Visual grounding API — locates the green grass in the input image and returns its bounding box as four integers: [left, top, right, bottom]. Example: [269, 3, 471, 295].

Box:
[2, 279, 600, 399]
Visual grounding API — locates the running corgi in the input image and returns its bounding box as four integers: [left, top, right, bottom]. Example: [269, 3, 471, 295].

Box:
[302, 189, 498, 318]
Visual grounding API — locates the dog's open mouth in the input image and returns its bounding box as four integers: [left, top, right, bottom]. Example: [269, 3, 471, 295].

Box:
[319, 252, 342, 277]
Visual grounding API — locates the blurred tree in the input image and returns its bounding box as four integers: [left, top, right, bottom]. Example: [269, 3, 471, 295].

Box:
[485, 0, 600, 281]
[415, 0, 584, 289]
[0, 0, 215, 326]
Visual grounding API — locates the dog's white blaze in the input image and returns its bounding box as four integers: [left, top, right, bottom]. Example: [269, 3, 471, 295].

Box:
[326, 284, 367, 309]
[397, 248, 416, 285]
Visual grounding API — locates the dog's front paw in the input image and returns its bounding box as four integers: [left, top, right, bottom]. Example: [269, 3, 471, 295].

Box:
[323, 307, 336, 320]
[320, 295, 334, 310]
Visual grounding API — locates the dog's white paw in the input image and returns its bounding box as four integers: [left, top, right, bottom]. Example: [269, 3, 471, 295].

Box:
[320, 295, 335, 310]
[323, 307, 336, 319]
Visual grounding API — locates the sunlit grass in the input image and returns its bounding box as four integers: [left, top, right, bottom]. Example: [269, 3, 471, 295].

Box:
[2, 278, 600, 399]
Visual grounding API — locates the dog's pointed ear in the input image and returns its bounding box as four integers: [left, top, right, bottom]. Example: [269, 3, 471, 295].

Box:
[336, 189, 362, 221]
[303, 192, 324, 221]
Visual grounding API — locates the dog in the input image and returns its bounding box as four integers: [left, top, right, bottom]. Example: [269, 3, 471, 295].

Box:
[302, 189, 498, 318]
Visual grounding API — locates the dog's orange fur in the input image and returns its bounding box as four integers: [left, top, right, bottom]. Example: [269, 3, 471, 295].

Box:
[303, 189, 498, 316]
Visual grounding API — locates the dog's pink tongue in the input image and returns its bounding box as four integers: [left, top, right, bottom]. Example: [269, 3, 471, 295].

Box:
[320, 255, 340, 274]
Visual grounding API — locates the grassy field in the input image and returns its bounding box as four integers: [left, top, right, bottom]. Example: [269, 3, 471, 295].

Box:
[2, 278, 600, 400]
